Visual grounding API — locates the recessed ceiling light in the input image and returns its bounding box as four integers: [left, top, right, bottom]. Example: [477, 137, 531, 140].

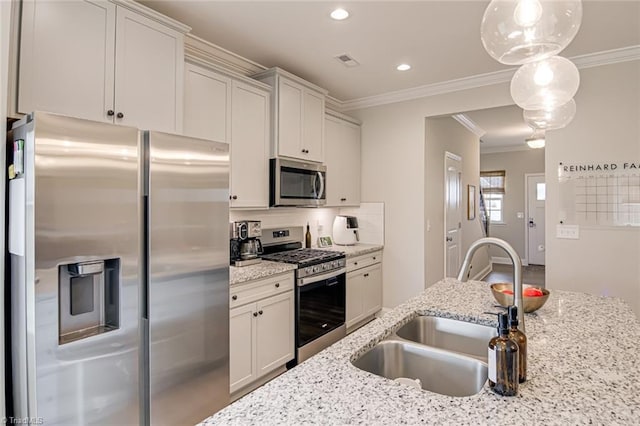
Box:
[397, 64, 411, 71]
[330, 8, 349, 20]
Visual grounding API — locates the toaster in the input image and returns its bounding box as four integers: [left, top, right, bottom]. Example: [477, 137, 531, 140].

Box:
[332, 215, 360, 245]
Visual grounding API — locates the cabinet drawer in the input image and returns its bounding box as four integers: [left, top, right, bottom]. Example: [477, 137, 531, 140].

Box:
[347, 251, 382, 272]
[230, 272, 294, 308]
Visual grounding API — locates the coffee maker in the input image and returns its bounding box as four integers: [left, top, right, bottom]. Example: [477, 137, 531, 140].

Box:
[230, 220, 263, 266]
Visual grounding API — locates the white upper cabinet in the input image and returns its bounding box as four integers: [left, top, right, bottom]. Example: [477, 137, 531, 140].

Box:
[253, 68, 327, 163]
[114, 7, 185, 133]
[19, 0, 116, 122]
[183, 63, 231, 142]
[183, 62, 270, 209]
[324, 113, 361, 206]
[18, 0, 188, 133]
[230, 80, 270, 208]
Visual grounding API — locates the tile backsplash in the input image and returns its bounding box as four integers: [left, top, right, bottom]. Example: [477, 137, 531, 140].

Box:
[230, 202, 384, 248]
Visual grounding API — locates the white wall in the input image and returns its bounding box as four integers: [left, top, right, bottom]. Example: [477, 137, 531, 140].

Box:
[546, 61, 640, 316]
[350, 84, 515, 308]
[481, 148, 545, 262]
[425, 116, 490, 286]
[351, 61, 639, 316]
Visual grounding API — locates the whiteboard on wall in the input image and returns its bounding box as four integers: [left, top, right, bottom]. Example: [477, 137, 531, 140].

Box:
[558, 161, 640, 227]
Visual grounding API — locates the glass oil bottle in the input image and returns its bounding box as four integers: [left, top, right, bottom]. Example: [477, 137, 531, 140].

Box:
[508, 305, 527, 383]
[488, 313, 519, 396]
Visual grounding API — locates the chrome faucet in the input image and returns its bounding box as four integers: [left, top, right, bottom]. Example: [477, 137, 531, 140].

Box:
[457, 237, 525, 333]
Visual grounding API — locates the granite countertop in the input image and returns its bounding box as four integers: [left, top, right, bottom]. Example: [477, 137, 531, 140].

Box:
[319, 243, 384, 258]
[230, 261, 296, 285]
[204, 278, 640, 425]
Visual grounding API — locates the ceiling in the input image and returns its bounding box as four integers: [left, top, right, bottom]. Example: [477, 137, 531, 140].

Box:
[463, 105, 534, 152]
[141, 0, 640, 149]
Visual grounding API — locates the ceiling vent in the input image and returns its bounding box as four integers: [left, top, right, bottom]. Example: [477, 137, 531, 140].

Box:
[334, 53, 360, 68]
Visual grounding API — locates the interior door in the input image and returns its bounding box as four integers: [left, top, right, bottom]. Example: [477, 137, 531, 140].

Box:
[445, 153, 463, 278]
[527, 174, 546, 265]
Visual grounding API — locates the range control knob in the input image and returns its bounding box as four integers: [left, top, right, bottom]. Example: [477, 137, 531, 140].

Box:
[305, 267, 312, 275]
[322, 264, 328, 270]
[331, 261, 338, 268]
[313, 266, 320, 273]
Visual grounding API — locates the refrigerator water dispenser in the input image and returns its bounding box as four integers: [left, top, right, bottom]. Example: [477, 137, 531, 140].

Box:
[58, 259, 120, 344]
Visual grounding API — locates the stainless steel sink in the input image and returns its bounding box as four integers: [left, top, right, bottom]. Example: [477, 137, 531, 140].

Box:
[352, 340, 488, 397]
[395, 316, 496, 362]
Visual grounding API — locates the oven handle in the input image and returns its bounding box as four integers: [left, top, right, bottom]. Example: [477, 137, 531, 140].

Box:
[297, 267, 346, 287]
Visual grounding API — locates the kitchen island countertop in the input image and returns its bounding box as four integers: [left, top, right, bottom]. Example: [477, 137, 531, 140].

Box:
[204, 278, 640, 425]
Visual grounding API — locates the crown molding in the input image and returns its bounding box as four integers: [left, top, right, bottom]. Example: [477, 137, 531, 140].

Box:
[338, 46, 640, 112]
[184, 34, 266, 77]
[452, 114, 486, 138]
[111, 0, 191, 33]
[480, 144, 539, 154]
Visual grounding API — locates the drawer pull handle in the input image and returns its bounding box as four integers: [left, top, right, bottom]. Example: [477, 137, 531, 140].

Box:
[275, 283, 280, 288]
[253, 312, 258, 317]
[258, 310, 263, 315]
[232, 295, 238, 300]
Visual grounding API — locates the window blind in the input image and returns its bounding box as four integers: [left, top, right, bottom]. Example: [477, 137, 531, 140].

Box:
[480, 170, 506, 194]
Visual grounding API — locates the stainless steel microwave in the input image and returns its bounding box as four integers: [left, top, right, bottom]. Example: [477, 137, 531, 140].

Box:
[270, 158, 326, 207]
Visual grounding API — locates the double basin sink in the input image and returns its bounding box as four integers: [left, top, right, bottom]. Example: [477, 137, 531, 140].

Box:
[352, 316, 497, 397]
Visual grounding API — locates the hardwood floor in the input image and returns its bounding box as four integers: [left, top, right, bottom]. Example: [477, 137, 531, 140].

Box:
[483, 263, 545, 287]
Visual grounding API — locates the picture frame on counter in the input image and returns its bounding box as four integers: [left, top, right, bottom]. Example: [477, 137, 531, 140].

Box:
[467, 185, 476, 220]
[318, 236, 333, 247]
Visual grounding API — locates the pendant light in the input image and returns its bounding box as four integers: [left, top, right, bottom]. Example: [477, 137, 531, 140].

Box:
[510, 56, 580, 110]
[481, 0, 583, 65]
[523, 99, 576, 130]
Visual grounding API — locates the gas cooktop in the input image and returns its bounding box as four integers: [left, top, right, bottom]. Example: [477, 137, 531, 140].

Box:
[262, 248, 343, 266]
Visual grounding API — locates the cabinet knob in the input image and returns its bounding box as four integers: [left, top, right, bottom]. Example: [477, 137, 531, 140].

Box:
[258, 310, 263, 315]
[340, 198, 347, 202]
[116, 112, 124, 119]
[253, 312, 258, 317]
[275, 283, 280, 288]
[232, 295, 238, 301]
[106, 109, 114, 116]
[373, 257, 376, 260]
[354, 262, 358, 266]
[364, 273, 369, 277]
[232, 195, 238, 200]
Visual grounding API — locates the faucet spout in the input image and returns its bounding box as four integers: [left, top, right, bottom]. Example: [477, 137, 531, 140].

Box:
[457, 237, 525, 333]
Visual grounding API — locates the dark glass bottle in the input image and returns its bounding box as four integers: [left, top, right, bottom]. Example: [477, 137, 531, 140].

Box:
[508, 305, 527, 383]
[488, 313, 519, 396]
[305, 222, 312, 248]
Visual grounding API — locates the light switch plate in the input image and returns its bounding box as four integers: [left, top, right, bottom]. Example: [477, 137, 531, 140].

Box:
[556, 224, 579, 239]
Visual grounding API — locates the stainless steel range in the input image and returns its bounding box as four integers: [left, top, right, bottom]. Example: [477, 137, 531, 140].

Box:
[261, 227, 346, 365]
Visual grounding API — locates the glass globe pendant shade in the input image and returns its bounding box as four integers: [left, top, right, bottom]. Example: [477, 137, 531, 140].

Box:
[510, 56, 580, 110]
[523, 98, 576, 130]
[481, 0, 583, 65]
[525, 130, 546, 148]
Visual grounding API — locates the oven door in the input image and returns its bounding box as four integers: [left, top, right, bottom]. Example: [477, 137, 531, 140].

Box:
[296, 270, 345, 348]
[270, 158, 326, 207]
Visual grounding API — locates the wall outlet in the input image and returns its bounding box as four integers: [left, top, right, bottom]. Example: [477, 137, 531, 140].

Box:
[556, 224, 579, 239]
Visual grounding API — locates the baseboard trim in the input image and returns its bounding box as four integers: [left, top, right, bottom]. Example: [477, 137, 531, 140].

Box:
[472, 263, 493, 281]
[492, 256, 528, 266]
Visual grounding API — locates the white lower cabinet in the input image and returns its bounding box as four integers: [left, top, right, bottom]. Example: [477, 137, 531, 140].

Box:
[229, 273, 294, 394]
[346, 251, 383, 331]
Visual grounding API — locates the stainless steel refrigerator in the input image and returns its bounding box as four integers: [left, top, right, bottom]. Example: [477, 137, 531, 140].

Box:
[8, 112, 230, 425]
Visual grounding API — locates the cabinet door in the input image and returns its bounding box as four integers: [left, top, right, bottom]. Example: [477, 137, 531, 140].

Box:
[19, 0, 116, 122]
[230, 303, 257, 393]
[115, 7, 183, 133]
[230, 81, 270, 208]
[325, 115, 361, 206]
[302, 90, 325, 163]
[183, 63, 231, 142]
[362, 264, 383, 317]
[255, 291, 294, 376]
[346, 270, 365, 328]
[277, 79, 303, 159]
